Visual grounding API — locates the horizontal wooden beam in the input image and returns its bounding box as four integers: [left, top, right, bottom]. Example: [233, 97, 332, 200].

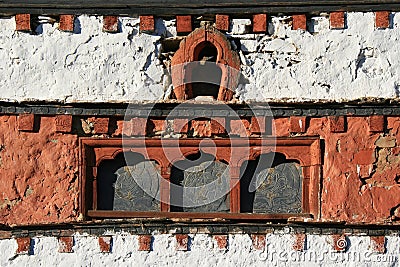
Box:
[0, 1, 399, 16]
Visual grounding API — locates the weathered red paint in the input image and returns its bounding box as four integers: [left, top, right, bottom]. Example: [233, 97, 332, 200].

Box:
[0, 114, 399, 226]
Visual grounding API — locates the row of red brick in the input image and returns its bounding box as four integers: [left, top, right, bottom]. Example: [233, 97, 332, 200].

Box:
[14, 11, 391, 33]
[14, 234, 386, 254]
[16, 113, 387, 136]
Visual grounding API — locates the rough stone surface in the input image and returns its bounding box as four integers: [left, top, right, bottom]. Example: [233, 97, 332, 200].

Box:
[1, 13, 400, 102]
[0, 116, 79, 226]
[0, 234, 397, 266]
[59, 15, 75, 32]
[181, 161, 230, 212]
[113, 163, 161, 211]
[58, 236, 74, 253]
[253, 162, 302, 213]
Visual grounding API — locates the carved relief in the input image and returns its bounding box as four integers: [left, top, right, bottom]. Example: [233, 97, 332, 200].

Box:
[113, 161, 161, 211]
[253, 162, 302, 213]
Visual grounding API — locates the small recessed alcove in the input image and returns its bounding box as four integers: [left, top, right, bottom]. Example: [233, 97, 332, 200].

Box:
[171, 26, 240, 101]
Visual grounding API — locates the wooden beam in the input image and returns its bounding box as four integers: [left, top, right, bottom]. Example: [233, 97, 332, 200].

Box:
[0, 1, 399, 16]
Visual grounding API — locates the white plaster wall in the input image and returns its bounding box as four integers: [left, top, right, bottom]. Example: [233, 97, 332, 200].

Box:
[0, 233, 398, 266]
[0, 13, 400, 103]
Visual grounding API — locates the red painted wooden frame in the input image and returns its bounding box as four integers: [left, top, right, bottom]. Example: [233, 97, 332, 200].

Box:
[79, 137, 321, 220]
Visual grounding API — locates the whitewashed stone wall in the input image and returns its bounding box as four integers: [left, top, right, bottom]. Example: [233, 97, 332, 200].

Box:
[0, 13, 400, 103]
[0, 233, 398, 266]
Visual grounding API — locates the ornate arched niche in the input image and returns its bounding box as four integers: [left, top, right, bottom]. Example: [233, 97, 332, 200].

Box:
[171, 25, 240, 101]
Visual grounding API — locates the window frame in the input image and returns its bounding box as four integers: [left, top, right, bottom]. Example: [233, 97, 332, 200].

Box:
[79, 137, 321, 221]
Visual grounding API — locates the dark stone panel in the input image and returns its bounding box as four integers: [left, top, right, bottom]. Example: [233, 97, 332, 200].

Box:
[113, 161, 161, 212]
[253, 162, 302, 214]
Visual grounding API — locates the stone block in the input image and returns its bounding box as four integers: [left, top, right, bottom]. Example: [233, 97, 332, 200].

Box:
[230, 119, 250, 137]
[140, 16, 155, 32]
[103, 16, 119, 33]
[375, 11, 390, 29]
[15, 14, 31, 32]
[94, 118, 110, 134]
[211, 117, 226, 135]
[251, 116, 266, 135]
[370, 236, 386, 254]
[253, 14, 267, 33]
[292, 15, 307, 30]
[293, 233, 306, 251]
[331, 234, 347, 252]
[191, 119, 211, 137]
[354, 150, 375, 165]
[59, 15, 75, 32]
[58, 236, 74, 253]
[131, 117, 147, 136]
[18, 114, 35, 132]
[329, 116, 346, 133]
[174, 118, 189, 133]
[290, 116, 307, 133]
[330, 12, 345, 29]
[138, 235, 152, 251]
[176, 15, 192, 33]
[216, 15, 229, 31]
[369, 115, 385, 132]
[16, 237, 31, 254]
[99, 236, 112, 253]
[213, 235, 228, 250]
[55, 115, 73, 133]
[251, 234, 266, 250]
[175, 234, 188, 251]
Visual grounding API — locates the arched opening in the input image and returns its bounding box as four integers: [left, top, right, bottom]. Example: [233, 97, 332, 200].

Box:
[187, 41, 222, 100]
[170, 151, 230, 212]
[240, 153, 302, 213]
[97, 152, 161, 211]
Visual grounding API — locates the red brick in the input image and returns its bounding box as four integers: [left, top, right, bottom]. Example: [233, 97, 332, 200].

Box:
[216, 15, 229, 31]
[370, 236, 386, 253]
[99, 236, 112, 253]
[15, 14, 31, 32]
[251, 116, 266, 135]
[369, 115, 385, 132]
[140, 16, 155, 32]
[375, 11, 390, 29]
[58, 236, 74, 253]
[18, 114, 35, 131]
[16, 237, 31, 254]
[354, 150, 375, 165]
[55, 115, 73, 133]
[211, 117, 226, 135]
[94, 118, 110, 134]
[103, 16, 119, 33]
[174, 118, 189, 133]
[175, 234, 188, 251]
[176, 15, 192, 33]
[213, 235, 228, 250]
[230, 119, 251, 137]
[358, 164, 374, 178]
[191, 119, 211, 137]
[331, 234, 347, 252]
[59, 15, 75, 32]
[290, 116, 307, 133]
[330, 12, 345, 29]
[150, 119, 167, 132]
[292, 15, 307, 30]
[293, 234, 306, 251]
[251, 234, 266, 250]
[138, 235, 152, 251]
[131, 117, 147, 136]
[253, 14, 267, 33]
[0, 231, 11, 240]
[329, 116, 346, 133]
